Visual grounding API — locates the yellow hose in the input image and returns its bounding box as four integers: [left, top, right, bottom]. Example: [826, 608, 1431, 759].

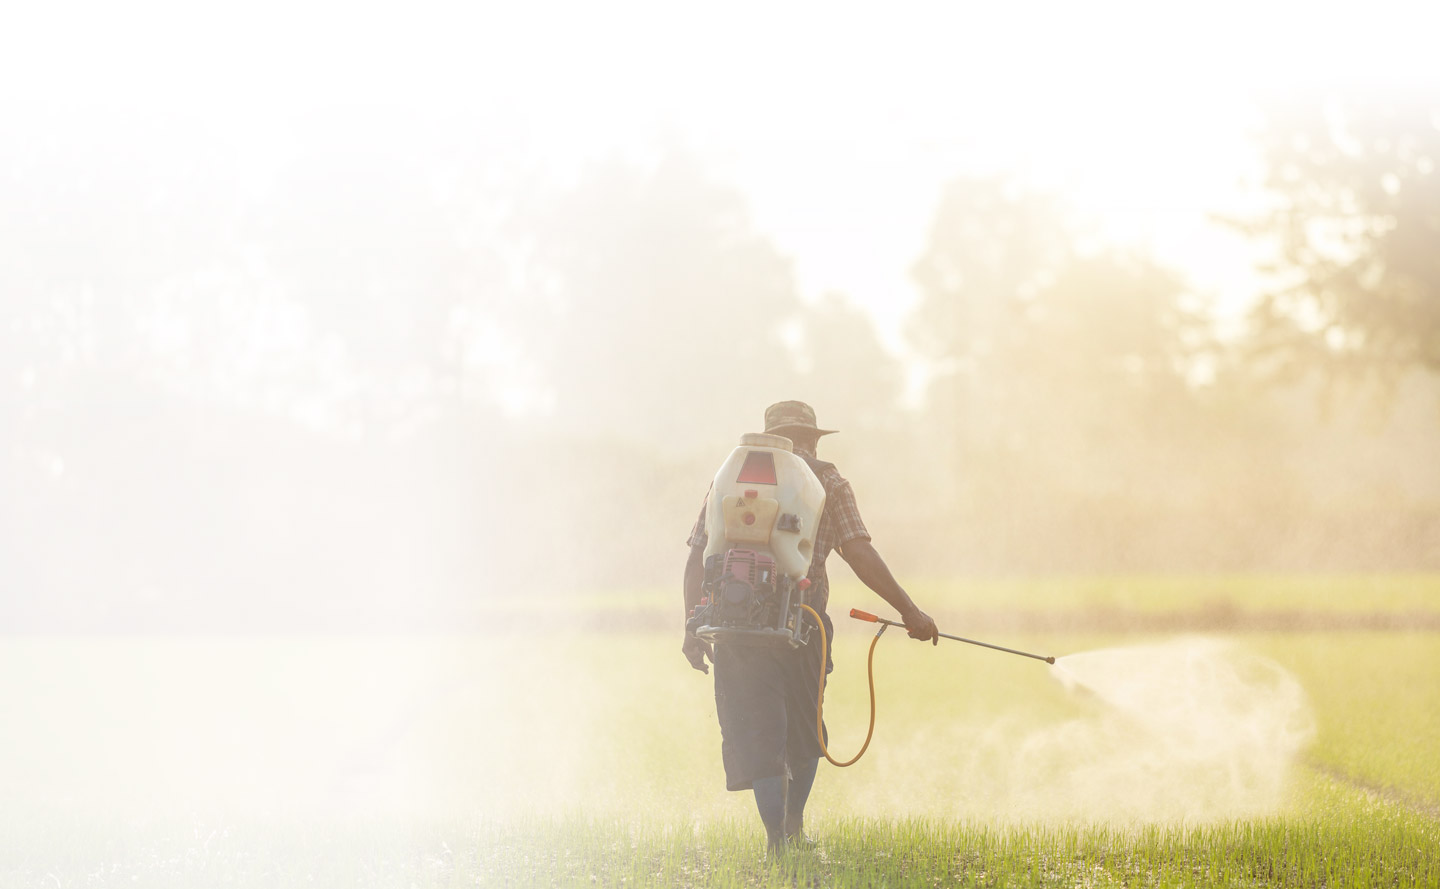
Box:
[799, 602, 884, 767]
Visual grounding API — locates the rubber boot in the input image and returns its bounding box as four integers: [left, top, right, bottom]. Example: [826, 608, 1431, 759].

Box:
[752, 773, 788, 854]
[784, 757, 818, 843]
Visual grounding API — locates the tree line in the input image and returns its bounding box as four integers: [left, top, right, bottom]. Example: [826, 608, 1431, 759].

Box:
[2, 94, 1437, 628]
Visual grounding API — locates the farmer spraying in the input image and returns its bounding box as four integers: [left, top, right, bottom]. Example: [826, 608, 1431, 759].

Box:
[682, 401, 940, 854]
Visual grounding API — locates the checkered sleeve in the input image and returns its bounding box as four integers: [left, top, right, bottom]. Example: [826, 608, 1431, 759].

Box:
[820, 467, 869, 547]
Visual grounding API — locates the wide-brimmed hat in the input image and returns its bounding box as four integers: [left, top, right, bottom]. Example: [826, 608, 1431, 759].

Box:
[764, 401, 838, 437]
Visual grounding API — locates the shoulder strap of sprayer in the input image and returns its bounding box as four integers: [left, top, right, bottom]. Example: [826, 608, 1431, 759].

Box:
[799, 455, 836, 490]
[796, 454, 837, 640]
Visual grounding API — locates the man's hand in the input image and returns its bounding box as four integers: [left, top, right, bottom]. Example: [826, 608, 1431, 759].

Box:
[682, 635, 714, 673]
[839, 538, 939, 646]
[901, 608, 940, 646]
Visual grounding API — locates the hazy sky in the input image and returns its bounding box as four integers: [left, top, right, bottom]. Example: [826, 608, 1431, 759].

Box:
[3, 0, 1439, 623]
[5, 0, 1438, 356]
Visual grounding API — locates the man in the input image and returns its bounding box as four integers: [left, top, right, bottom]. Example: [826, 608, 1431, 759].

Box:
[682, 400, 940, 853]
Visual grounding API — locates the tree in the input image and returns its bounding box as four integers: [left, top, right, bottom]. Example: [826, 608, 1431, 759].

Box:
[510, 151, 805, 449]
[909, 177, 1073, 375]
[908, 176, 1208, 521]
[907, 178, 1075, 497]
[790, 293, 905, 428]
[1246, 93, 1440, 384]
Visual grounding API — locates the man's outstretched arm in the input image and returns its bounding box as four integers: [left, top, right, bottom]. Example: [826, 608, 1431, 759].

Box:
[838, 537, 940, 644]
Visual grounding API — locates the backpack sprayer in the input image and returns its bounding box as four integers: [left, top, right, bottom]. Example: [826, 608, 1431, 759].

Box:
[688, 432, 1057, 767]
[686, 432, 826, 648]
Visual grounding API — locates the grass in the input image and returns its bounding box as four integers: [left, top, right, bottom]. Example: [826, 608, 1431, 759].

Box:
[906, 574, 1440, 616]
[2, 575, 1438, 887]
[467, 789, 1440, 888]
[516, 574, 1440, 621]
[11, 779, 1434, 888]
[1264, 633, 1440, 803]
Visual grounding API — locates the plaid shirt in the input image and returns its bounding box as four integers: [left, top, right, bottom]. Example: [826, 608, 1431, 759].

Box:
[686, 461, 869, 617]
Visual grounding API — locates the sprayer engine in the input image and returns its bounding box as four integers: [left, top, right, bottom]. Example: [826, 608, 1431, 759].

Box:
[709, 549, 777, 626]
[687, 548, 810, 647]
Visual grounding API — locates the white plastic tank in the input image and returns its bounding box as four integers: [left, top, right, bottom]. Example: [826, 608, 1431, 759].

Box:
[703, 432, 826, 579]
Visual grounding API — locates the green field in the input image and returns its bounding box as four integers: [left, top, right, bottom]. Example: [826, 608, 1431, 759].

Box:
[2, 576, 1438, 887]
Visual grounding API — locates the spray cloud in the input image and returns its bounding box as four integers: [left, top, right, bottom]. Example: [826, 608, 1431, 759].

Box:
[962, 637, 1316, 823]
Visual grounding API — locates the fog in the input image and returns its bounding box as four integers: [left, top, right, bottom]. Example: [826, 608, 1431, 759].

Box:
[5, 107, 1438, 623]
[1, 0, 1438, 858]
[1035, 639, 1314, 822]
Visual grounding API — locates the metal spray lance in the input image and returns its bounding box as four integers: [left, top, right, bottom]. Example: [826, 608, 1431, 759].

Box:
[848, 609, 1056, 664]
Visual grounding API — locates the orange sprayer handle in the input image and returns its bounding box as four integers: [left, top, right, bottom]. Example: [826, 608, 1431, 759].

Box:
[849, 608, 881, 623]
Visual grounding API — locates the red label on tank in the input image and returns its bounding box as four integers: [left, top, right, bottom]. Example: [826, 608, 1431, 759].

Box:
[735, 451, 778, 485]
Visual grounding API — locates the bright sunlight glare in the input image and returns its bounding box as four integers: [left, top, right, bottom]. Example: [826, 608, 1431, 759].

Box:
[6, 0, 1438, 363]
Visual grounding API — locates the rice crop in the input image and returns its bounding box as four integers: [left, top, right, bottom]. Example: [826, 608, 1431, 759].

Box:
[2, 575, 1436, 887]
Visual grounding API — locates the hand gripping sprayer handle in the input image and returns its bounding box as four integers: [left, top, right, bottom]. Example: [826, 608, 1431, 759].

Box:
[849, 608, 1056, 664]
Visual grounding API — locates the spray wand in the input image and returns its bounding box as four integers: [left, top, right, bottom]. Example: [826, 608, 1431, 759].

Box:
[849, 609, 1056, 664]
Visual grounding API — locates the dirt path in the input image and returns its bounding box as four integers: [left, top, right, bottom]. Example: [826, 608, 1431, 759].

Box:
[1310, 761, 1440, 821]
